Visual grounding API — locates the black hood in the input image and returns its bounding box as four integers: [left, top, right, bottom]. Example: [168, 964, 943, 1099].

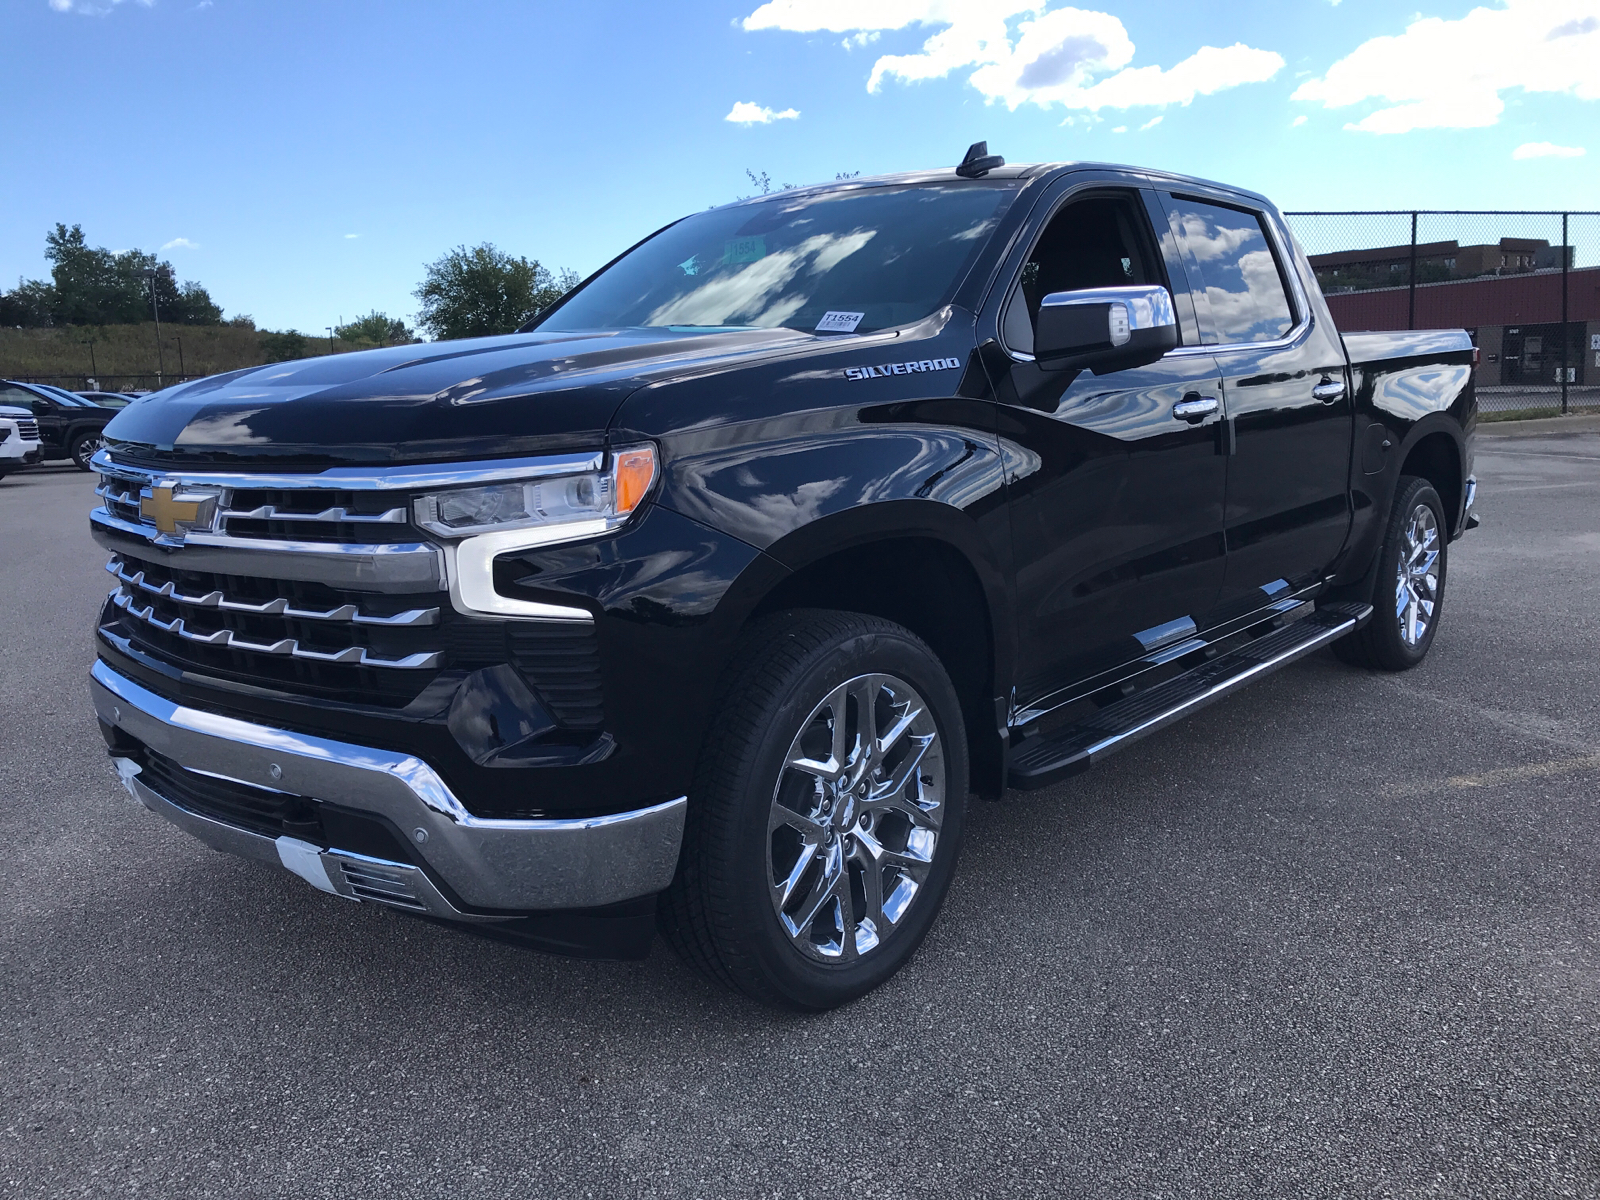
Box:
[103, 327, 811, 467]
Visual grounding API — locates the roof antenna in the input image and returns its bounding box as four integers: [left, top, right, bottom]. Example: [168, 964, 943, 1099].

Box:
[955, 140, 1004, 178]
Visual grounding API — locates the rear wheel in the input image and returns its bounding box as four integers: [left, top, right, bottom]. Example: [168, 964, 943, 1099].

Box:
[1334, 475, 1448, 671]
[70, 431, 103, 472]
[660, 611, 969, 1009]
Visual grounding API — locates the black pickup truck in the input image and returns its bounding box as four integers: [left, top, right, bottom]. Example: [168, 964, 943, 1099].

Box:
[88, 149, 1477, 1009]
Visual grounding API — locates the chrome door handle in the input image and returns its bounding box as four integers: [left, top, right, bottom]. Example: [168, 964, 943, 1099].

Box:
[1312, 377, 1346, 403]
[1172, 395, 1219, 422]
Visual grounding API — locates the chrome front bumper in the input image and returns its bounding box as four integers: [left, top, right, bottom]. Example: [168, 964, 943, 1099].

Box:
[90, 661, 686, 919]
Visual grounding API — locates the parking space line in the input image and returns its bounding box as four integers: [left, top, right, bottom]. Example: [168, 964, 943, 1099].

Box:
[1385, 754, 1600, 799]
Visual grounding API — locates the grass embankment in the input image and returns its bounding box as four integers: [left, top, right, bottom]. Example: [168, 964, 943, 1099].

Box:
[0, 324, 365, 381]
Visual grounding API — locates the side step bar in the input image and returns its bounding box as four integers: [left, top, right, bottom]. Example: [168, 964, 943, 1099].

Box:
[1007, 602, 1373, 791]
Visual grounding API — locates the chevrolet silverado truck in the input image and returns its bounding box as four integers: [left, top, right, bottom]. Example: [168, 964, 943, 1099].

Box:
[88, 148, 1477, 1009]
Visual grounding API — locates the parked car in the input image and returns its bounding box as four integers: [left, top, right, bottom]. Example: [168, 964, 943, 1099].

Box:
[88, 149, 1477, 1009]
[0, 380, 117, 470]
[0, 404, 44, 479]
[78, 391, 136, 409]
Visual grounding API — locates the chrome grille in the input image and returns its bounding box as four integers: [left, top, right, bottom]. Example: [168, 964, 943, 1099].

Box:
[95, 472, 413, 543]
[107, 557, 438, 627]
[91, 451, 605, 723]
[106, 556, 442, 669]
[4, 418, 39, 442]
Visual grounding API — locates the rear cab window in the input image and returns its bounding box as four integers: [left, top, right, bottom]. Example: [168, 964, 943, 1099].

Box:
[1162, 195, 1297, 345]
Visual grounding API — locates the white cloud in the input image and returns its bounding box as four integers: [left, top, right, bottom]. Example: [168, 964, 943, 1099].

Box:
[1292, 0, 1600, 134]
[725, 100, 802, 124]
[841, 30, 881, 49]
[741, 2, 1283, 110]
[1139, 114, 1162, 130]
[1292, 114, 1308, 126]
[49, 0, 154, 12]
[1512, 140, 1586, 158]
[160, 237, 199, 251]
[344, 233, 360, 239]
[1111, 125, 1127, 133]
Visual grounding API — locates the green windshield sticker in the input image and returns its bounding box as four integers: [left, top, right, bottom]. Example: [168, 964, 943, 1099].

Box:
[724, 236, 766, 265]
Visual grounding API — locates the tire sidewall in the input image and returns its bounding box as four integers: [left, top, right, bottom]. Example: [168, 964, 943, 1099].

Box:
[725, 626, 968, 1009]
[1376, 477, 1448, 666]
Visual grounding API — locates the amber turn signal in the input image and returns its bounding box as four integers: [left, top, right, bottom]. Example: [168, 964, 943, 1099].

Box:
[613, 446, 657, 515]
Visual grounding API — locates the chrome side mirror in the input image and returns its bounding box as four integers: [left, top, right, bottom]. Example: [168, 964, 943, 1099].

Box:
[1034, 284, 1178, 373]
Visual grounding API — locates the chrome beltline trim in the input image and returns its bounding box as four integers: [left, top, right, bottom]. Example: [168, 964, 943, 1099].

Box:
[91, 661, 687, 910]
[109, 589, 443, 668]
[92, 448, 604, 491]
[105, 557, 440, 627]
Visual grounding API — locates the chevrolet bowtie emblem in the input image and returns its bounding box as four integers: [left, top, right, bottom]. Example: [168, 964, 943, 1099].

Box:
[140, 485, 214, 537]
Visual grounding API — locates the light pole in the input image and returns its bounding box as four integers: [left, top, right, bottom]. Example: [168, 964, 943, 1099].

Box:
[143, 268, 165, 388]
[327, 326, 334, 355]
[173, 335, 185, 379]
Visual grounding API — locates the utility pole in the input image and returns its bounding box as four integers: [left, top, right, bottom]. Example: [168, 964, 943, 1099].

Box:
[88, 339, 97, 386]
[174, 335, 185, 379]
[145, 269, 166, 388]
[327, 326, 334, 355]
[1561, 211, 1570, 415]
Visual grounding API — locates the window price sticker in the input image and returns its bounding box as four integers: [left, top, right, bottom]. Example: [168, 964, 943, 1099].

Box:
[724, 236, 766, 264]
[815, 311, 865, 333]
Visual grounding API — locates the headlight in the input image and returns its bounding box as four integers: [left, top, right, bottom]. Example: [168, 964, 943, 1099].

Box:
[414, 444, 657, 541]
[427, 444, 658, 622]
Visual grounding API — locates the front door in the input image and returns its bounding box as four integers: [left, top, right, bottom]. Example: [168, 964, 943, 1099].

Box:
[1158, 192, 1354, 610]
[984, 187, 1229, 716]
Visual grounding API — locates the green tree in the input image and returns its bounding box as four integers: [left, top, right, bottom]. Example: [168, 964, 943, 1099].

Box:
[24, 223, 224, 327]
[259, 330, 309, 363]
[0, 278, 54, 327]
[413, 243, 577, 340]
[335, 310, 415, 346]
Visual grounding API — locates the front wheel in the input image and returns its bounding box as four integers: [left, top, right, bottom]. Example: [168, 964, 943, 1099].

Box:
[1334, 475, 1448, 671]
[70, 431, 103, 472]
[660, 611, 969, 1010]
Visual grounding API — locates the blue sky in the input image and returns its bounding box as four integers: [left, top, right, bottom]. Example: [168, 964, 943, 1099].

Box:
[5, 0, 1597, 333]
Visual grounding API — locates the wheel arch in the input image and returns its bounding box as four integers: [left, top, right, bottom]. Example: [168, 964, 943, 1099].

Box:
[1396, 421, 1465, 535]
[740, 504, 1012, 799]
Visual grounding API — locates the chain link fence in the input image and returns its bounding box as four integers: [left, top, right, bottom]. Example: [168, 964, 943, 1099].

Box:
[1284, 211, 1600, 417]
[11, 373, 202, 394]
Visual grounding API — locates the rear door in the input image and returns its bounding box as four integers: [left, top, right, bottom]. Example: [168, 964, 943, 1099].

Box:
[1158, 191, 1353, 613]
[983, 180, 1229, 712]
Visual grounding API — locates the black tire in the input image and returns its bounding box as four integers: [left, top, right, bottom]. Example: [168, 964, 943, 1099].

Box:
[1334, 475, 1448, 671]
[659, 610, 969, 1010]
[70, 430, 102, 472]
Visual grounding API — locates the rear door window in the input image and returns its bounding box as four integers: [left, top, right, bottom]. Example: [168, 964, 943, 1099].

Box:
[1164, 196, 1295, 345]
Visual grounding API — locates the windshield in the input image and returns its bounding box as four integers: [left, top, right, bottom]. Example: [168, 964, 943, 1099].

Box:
[536, 182, 1018, 336]
[39, 385, 91, 405]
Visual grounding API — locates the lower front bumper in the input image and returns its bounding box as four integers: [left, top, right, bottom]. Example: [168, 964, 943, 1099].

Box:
[90, 661, 686, 918]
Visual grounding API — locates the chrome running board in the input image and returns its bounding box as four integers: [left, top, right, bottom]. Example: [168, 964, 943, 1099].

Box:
[1007, 602, 1372, 791]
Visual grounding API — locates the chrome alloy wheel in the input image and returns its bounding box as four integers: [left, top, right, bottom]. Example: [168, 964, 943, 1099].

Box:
[1395, 502, 1441, 647]
[767, 672, 945, 963]
[74, 433, 104, 469]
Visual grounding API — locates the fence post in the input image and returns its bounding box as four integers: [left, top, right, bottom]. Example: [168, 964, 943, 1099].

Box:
[1407, 212, 1418, 331]
[1561, 211, 1569, 415]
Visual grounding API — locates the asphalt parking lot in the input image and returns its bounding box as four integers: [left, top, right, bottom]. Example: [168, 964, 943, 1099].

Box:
[3, 427, 1599, 1200]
